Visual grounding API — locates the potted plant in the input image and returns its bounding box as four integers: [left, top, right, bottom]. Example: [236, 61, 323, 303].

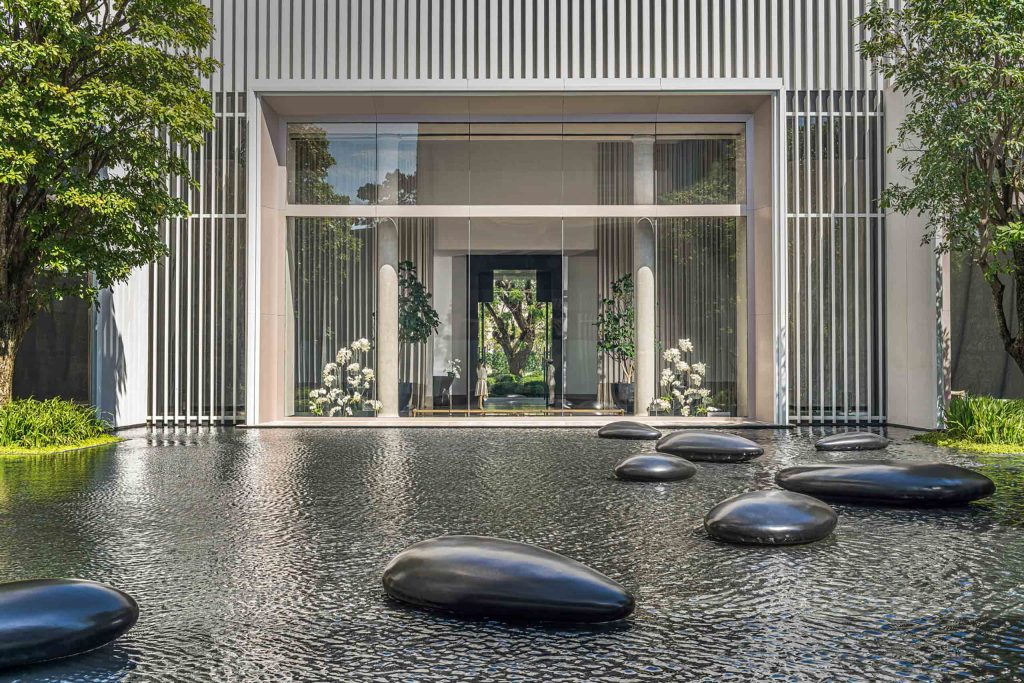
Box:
[398, 260, 441, 414]
[595, 273, 635, 412]
[308, 338, 382, 416]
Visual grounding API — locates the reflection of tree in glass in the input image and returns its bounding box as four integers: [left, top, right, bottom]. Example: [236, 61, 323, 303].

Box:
[658, 142, 737, 204]
[290, 126, 363, 279]
[483, 278, 548, 378]
[357, 169, 418, 205]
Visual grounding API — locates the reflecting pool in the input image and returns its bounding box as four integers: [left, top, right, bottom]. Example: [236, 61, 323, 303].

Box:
[0, 427, 1022, 681]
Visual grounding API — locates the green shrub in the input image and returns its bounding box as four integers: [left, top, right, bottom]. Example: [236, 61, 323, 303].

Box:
[0, 399, 112, 450]
[943, 395, 1024, 446]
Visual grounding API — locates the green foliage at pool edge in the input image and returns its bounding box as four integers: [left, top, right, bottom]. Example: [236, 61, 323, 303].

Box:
[914, 395, 1024, 454]
[0, 399, 117, 454]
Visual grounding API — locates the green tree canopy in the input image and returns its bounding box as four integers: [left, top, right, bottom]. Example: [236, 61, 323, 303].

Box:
[483, 277, 548, 378]
[0, 0, 218, 402]
[859, 0, 1024, 374]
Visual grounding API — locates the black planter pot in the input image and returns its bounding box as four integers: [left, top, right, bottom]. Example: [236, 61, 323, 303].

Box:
[611, 382, 634, 413]
[399, 382, 414, 415]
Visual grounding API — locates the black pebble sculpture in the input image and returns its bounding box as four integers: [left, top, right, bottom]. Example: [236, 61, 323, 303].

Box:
[597, 420, 662, 440]
[815, 431, 890, 452]
[0, 579, 139, 670]
[704, 490, 838, 545]
[656, 430, 764, 462]
[776, 460, 996, 506]
[614, 453, 697, 482]
[382, 535, 635, 623]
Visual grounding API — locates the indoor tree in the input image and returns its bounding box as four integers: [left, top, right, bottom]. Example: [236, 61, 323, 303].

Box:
[859, 0, 1024, 375]
[398, 260, 440, 409]
[595, 273, 636, 383]
[398, 260, 440, 346]
[0, 0, 217, 403]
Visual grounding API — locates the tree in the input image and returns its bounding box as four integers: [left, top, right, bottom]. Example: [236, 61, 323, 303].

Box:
[859, 1, 1024, 375]
[483, 277, 546, 377]
[0, 1, 217, 403]
[595, 273, 635, 382]
[398, 260, 440, 347]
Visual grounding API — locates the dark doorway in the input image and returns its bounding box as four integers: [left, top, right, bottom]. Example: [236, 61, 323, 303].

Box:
[469, 254, 563, 412]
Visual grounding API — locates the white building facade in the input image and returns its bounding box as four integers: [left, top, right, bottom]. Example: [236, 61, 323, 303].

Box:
[92, 1, 947, 429]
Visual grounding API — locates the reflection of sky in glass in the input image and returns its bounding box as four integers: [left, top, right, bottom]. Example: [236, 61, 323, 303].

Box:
[291, 123, 744, 206]
[318, 128, 422, 204]
[323, 134, 376, 204]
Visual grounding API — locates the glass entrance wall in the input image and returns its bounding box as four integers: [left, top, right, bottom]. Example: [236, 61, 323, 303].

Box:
[397, 217, 469, 415]
[286, 217, 377, 416]
[287, 124, 744, 206]
[655, 218, 746, 416]
[285, 121, 748, 418]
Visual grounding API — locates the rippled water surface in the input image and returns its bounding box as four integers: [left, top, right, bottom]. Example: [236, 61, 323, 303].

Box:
[1, 427, 1023, 681]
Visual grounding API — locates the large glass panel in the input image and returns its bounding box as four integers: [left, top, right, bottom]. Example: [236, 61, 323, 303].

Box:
[561, 124, 646, 205]
[288, 124, 376, 204]
[469, 124, 563, 205]
[396, 217, 469, 415]
[286, 216, 377, 415]
[377, 124, 470, 205]
[563, 217, 631, 414]
[655, 217, 745, 416]
[469, 217, 564, 414]
[655, 124, 745, 205]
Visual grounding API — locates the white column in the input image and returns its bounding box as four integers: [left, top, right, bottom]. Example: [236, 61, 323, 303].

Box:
[92, 265, 150, 428]
[633, 135, 656, 416]
[634, 219, 656, 416]
[884, 87, 948, 428]
[377, 219, 400, 417]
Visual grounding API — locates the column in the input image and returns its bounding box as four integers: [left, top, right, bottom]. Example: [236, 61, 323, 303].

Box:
[633, 136, 656, 416]
[884, 87, 948, 428]
[377, 218, 400, 417]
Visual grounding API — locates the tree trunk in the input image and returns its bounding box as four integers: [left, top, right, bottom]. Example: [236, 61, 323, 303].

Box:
[985, 248, 1024, 380]
[507, 344, 533, 377]
[0, 327, 24, 406]
[1010, 247, 1024, 379]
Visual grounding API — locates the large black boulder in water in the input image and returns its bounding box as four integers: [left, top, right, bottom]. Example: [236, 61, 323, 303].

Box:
[704, 490, 838, 545]
[382, 535, 634, 623]
[614, 453, 697, 482]
[0, 579, 139, 670]
[598, 421, 662, 440]
[776, 461, 996, 505]
[815, 431, 890, 452]
[656, 430, 763, 462]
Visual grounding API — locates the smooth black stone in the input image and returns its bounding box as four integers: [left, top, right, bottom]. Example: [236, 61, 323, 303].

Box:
[0, 579, 139, 670]
[614, 454, 697, 482]
[704, 490, 838, 545]
[382, 535, 635, 623]
[776, 460, 996, 505]
[656, 430, 763, 462]
[598, 421, 662, 440]
[815, 431, 890, 452]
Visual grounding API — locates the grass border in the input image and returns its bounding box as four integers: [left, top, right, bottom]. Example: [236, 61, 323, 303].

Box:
[0, 434, 123, 456]
[913, 431, 1024, 455]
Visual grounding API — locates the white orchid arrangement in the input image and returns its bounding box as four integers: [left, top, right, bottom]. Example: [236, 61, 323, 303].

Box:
[445, 358, 462, 379]
[309, 338, 382, 416]
[654, 338, 713, 416]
